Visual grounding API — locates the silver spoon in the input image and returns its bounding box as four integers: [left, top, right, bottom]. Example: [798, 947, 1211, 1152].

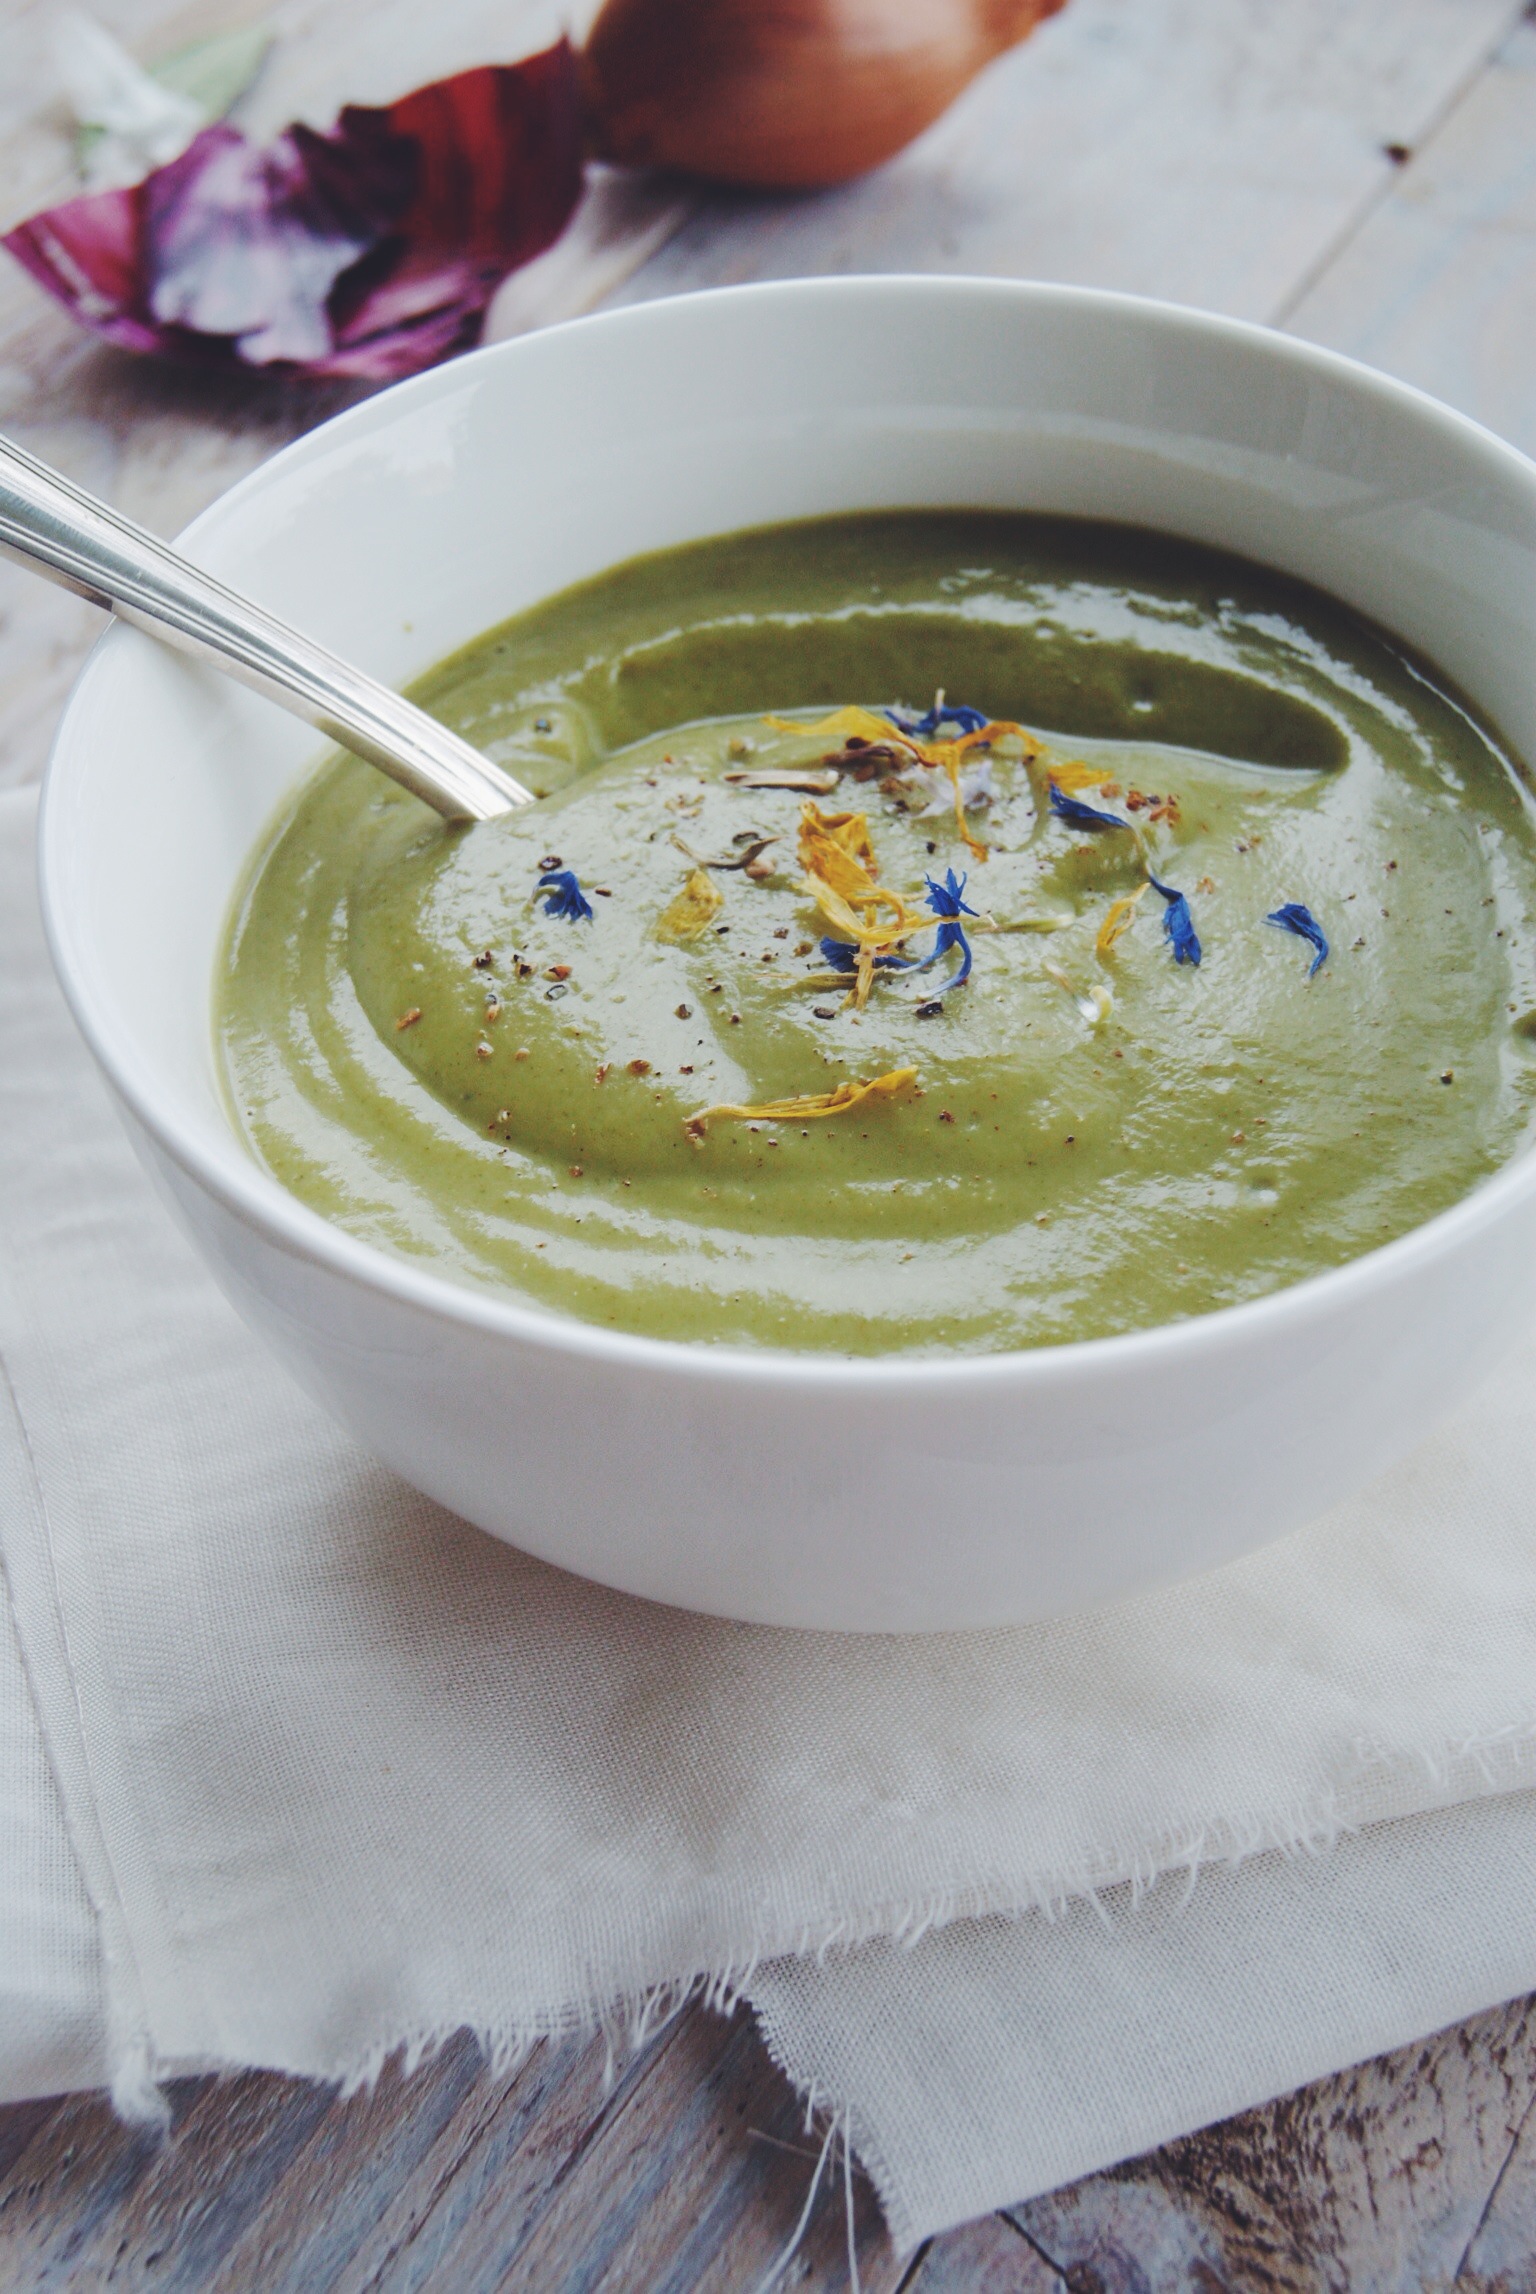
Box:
[0, 433, 532, 823]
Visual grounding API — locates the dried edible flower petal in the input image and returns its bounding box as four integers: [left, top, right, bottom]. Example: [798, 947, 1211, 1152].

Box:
[768, 706, 900, 754]
[1148, 874, 1202, 967]
[922, 868, 979, 989]
[818, 937, 914, 975]
[671, 832, 778, 874]
[684, 1068, 919, 1140]
[1046, 759, 1120, 794]
[772, 706, 1037, 861]
[885, 691, 989, 737]
[910, 719, 1036, 862]
[538, 866, 594, 922]
[724, 767, 841, 793]
[1095, 882, 1149, 960]
[1267, 901, 1329, 976]
[3, 44, 582, 380]
[795, 800, 928, 1007]
[796, 802, 879, 901]
[655, 867, 724, 941]
[1049, 783, 1130, 834]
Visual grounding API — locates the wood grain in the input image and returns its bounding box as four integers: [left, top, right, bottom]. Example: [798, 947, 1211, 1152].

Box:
[6, 1993, 1535, 2288]
[906, 2212, 1064, 2290]
[3, 0, 1526, 786]
[608, 0, 1525, 321]
[1008, 1997, 1536, 2293]
[1460, 2071, 1536, 2292]
[1285, 11, 1536, 456]
[0, 2009, 919, 2291]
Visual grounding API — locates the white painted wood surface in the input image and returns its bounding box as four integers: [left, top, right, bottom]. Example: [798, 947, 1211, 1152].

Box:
[4, 0, 1535, 786]
[1289, 12, 1536, 453]
[610, 0, 1525, 319]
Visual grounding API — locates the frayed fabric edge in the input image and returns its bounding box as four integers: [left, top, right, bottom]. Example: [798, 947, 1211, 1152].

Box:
[99, 1723, 1536, 2150]
[745, 2041, 914, 2266]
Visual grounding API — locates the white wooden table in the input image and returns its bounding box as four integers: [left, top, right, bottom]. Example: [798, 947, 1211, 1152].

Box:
[4, 0, 1536, 2282]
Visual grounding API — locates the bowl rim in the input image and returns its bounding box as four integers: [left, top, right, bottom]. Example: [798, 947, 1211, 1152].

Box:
[39, 270, 1536, 1394]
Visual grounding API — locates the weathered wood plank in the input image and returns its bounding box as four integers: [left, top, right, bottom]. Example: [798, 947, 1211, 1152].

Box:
[316, 2023, 679, 2294]
[0, 2075, 195, 2283]
[106, 2028, 493, 2291]
[1286, 14, 1536, 456]
[0, 2020, 669, 2292]
[907, 2211, 1065, 2291]
[1454, 2085, 1536, 2289]
[0, 1976, 1528, 2285]
[610, 0, 1523, 324]
[1008, 1995, 1536, 2294]
[0, 2096, 64, 2190]
[431, 2006, 904, 2294]
[0, 2007, 911, 2290]
[3, 0, 1525, 791]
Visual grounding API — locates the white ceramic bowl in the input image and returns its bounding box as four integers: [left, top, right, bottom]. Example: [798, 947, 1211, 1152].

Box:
[39, 277, 1536, 1631]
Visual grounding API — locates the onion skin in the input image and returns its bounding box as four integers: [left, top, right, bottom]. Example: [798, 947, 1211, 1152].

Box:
[580, 0, 1067, 190]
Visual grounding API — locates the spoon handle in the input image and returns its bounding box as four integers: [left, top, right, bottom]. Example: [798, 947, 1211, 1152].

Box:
[0, 434, 532, 823]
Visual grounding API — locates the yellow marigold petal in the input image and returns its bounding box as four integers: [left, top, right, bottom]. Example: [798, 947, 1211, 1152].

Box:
[795, 800, 928, 1009]
[801, 876, 919, 947]
[1047, 758, 1118, 793]
[655, 867, 723, 943]
[1095, 882, 1150, 961]
[684, 1067, 919, 1139]
[796, 801, 881, 902]
[766, 707, 915, 753]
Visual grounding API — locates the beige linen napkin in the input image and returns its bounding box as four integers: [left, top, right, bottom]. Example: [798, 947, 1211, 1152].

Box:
[9, 1540, 1536, 2244]
[752, 1790, 1536, 2246]
[5, 782, 1536, 2208]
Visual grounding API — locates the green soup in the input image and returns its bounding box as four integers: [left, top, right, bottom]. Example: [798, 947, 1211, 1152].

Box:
[218, 511, 1536, 1355]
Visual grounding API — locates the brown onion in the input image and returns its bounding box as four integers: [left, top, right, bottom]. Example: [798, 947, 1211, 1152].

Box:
[580, 0, 1067, 191]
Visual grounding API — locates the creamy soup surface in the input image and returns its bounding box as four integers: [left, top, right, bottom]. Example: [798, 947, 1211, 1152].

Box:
[218, 511, 1536, 1354]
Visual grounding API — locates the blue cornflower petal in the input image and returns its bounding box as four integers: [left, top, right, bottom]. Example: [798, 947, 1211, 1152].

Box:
[537, 867, 594, 923]
[932, 917, 974, 987]
[822, 884, 979, 995]
[1049, 783, 1129, 833]
[924, 868, 981, 921]
[1147, 873, 1202, 967]
[819, 936, 918, 974]
[886, 699, 990, 738]
[1267, 901, 1329, 977]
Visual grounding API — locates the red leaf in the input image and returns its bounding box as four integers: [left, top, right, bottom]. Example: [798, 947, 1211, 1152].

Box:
[3, 180, 160, 357]
[2, 41, 584, 381]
